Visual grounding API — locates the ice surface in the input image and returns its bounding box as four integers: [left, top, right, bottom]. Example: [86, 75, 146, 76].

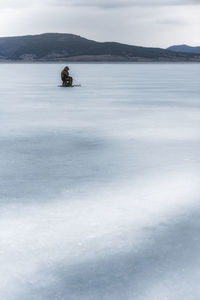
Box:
[0, 63, 200, 299]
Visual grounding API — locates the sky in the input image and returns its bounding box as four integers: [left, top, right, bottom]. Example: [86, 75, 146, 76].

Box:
[0, 0, 199, 47]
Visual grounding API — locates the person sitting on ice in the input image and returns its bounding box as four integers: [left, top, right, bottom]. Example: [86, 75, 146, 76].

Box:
[61, 66, 73, 87]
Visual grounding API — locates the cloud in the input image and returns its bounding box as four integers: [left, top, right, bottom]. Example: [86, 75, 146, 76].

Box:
[157, 18, 189, 26]
[49, 0, 200, 9]
[0, 0, 200, 10]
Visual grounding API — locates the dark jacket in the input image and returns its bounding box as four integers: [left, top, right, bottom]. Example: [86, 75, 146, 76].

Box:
[61, 68, 69, 80]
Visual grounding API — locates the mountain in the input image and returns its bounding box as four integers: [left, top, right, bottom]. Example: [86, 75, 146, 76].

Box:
[0, 33, 200, 62]
[168, 45, 200, 54]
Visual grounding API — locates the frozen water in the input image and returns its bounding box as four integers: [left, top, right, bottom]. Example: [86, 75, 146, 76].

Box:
[0, 63, 200, 300]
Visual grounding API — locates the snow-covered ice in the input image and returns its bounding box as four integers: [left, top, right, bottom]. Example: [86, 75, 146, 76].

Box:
[0, 63, 200, 299]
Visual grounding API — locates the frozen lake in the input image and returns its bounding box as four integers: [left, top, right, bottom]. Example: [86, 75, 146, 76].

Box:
[0, 63, 200, 300]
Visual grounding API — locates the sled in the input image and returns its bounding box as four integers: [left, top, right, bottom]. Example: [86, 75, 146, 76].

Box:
[58, 84, 81, 88]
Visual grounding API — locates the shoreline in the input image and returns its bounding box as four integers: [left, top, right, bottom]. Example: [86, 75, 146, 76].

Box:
[0, 60, 200, 64]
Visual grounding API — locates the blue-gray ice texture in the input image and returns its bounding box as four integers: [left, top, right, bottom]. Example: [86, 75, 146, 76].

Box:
[0, 63, 200, 300]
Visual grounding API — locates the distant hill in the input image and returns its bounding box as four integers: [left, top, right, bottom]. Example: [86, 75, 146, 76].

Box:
[168, 45, 200, 54]
[0, 33, 200, 62]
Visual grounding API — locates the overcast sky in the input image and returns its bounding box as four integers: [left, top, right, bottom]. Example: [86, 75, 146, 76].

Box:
[0, 0, 199, 47]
